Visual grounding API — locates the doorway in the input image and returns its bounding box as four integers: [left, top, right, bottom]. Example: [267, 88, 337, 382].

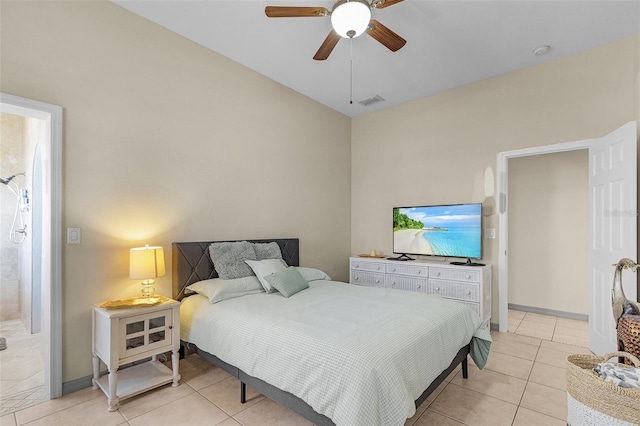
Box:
[0, 111, 45, 413]
[497, 122, 638, 355]
[0, 93, 63, 407]
[505, 150, 590, 347]
[507, 150, 589, 319]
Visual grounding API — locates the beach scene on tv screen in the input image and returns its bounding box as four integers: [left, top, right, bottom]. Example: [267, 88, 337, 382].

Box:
[393, 205, 481, 258]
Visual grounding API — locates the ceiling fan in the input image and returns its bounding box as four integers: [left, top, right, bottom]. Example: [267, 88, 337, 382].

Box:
[265, 0, 406, 60]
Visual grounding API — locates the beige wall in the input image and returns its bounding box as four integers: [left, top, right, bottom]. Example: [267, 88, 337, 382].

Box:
[2, 0, 639, 387]
[0, 1, 351, 383]
[352, 33, 640, 324]
[507, 150, 589, 315]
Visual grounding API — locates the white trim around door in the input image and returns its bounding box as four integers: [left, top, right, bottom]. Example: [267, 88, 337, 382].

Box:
[497, 121, 637, 349]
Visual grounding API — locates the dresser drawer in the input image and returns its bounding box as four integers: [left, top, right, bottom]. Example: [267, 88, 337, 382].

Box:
[385, 263, 429, 277]
[429, 267, 480, 283]
[427, 279, 480, 302]
[351, 270, 385, 287]
[350, 260, 386, 273]
[385, 275, 428, 293]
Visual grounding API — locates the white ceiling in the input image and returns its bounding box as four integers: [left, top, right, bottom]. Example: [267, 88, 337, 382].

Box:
[114, 1, 640, 117]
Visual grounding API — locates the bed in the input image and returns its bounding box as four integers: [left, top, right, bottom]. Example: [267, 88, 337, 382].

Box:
[173, 238, 491, 426]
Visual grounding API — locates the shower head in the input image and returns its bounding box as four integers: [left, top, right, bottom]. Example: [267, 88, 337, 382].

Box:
[0, 173, 25, 185]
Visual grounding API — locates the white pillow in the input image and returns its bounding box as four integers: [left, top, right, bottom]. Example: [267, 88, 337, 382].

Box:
[245, 258, 287, 293]
[186, 276, 264, 304]
[295, 266, 331, 282]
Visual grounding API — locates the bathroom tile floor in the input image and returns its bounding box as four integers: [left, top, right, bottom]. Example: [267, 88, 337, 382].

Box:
[0, 310, 593, 426]
[0, 320, 45, 416]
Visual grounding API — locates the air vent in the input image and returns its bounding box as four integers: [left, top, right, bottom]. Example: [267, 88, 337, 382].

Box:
[358, 94, 385, 107]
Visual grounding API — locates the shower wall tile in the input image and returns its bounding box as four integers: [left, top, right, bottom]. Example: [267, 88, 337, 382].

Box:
[0, 247, 18, 281]
[1, 112, 27, 324]
[0, 279, 20, 321]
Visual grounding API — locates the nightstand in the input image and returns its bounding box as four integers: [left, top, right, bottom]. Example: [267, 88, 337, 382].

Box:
[92, 298, 181, 411]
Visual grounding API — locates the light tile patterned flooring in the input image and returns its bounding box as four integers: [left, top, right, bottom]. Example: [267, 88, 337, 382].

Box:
[508, 310, 590, 348]
[0, 310, 592, 426]
[0, 321, 46, 417]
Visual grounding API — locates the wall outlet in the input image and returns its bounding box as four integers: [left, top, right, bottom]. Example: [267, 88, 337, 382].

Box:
[484, 228, 496, 239]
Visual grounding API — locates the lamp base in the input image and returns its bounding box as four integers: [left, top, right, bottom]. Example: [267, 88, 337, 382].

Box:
[141, 280, 155, 298]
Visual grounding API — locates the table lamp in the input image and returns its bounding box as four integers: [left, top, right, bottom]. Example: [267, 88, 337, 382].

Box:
[130, 245, 165, 298]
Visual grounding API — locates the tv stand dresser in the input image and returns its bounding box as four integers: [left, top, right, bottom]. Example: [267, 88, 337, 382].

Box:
[349, 257, 491, 326]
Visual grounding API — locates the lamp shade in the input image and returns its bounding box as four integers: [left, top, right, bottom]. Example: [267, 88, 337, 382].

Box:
[130, 245, 165, 280]
[331, 0, 371, 38]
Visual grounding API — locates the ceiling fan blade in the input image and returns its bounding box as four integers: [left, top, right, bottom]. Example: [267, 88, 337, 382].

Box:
[313, 30, 341, 61]
[265, 6, 329, 18]
[372, 0, 404, 9]
[365, 20, 406, 52]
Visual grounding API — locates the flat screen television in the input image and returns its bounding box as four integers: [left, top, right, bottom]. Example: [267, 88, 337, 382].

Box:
[392, 203, 483, 265]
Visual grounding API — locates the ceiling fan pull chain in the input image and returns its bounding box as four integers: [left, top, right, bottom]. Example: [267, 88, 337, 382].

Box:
[349, 37, 353, 104]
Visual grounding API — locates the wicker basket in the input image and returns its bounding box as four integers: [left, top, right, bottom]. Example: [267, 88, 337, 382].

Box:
[618, 315, 640, 365]
[566, 351, 640, 425]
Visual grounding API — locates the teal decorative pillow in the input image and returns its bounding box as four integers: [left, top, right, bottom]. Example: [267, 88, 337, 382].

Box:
[264, 267, 309, 298]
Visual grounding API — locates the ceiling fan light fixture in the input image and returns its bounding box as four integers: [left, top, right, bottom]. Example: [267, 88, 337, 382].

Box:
[331, 0, 372, 38]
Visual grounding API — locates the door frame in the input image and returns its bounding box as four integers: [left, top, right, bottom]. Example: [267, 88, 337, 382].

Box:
[0, 92, 63, 399]
[497, 138, 593, 332]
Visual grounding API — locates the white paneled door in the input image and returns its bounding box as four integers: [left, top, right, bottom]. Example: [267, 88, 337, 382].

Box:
[589, 121, 637, 356]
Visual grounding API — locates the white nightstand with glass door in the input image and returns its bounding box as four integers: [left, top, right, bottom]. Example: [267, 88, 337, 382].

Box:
[92, 298, 181, 411]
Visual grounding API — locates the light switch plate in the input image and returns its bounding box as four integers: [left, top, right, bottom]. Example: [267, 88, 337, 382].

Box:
[484, 228, 496, 239]
[67, 227, 81, 244]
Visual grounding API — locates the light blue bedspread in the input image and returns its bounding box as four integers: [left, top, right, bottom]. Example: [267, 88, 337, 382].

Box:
[181, 280, 492, 426]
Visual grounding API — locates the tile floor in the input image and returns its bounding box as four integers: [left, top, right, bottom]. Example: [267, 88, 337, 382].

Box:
[0, 310, 592, 426]
[0, 321, 46, 417]
[508, 310, 590, 348]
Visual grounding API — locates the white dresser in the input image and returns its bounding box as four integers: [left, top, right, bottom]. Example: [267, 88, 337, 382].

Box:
[349, 257, 491, 326]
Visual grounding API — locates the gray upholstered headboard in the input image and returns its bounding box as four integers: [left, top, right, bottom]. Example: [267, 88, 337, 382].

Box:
[172, 239, 299, 301]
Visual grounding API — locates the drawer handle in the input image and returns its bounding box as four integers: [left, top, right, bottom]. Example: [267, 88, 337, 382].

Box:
[392, 282, 396, 287]
[435, 272, 440, 276]
[375, 279, 380, 284]
[355, 265, 359, 268]
[466, 274, 472, 279]
[355, 277, 359, 281]
[392, 268, 396, 272]
[377, 266, 380, 270]
[435, 287, 440, 291]
[417, 270, 421, 274]
[416, 285, 421, 289]
[466, 291, 471, 295]
[169, 326, 173, 330]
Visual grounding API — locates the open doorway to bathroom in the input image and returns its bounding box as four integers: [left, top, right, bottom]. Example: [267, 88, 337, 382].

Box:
[0, 111, 46, 414]
[0, 93, 62, 415]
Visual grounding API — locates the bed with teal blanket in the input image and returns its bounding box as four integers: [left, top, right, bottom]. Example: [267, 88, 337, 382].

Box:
[173, 239, 492, 426]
